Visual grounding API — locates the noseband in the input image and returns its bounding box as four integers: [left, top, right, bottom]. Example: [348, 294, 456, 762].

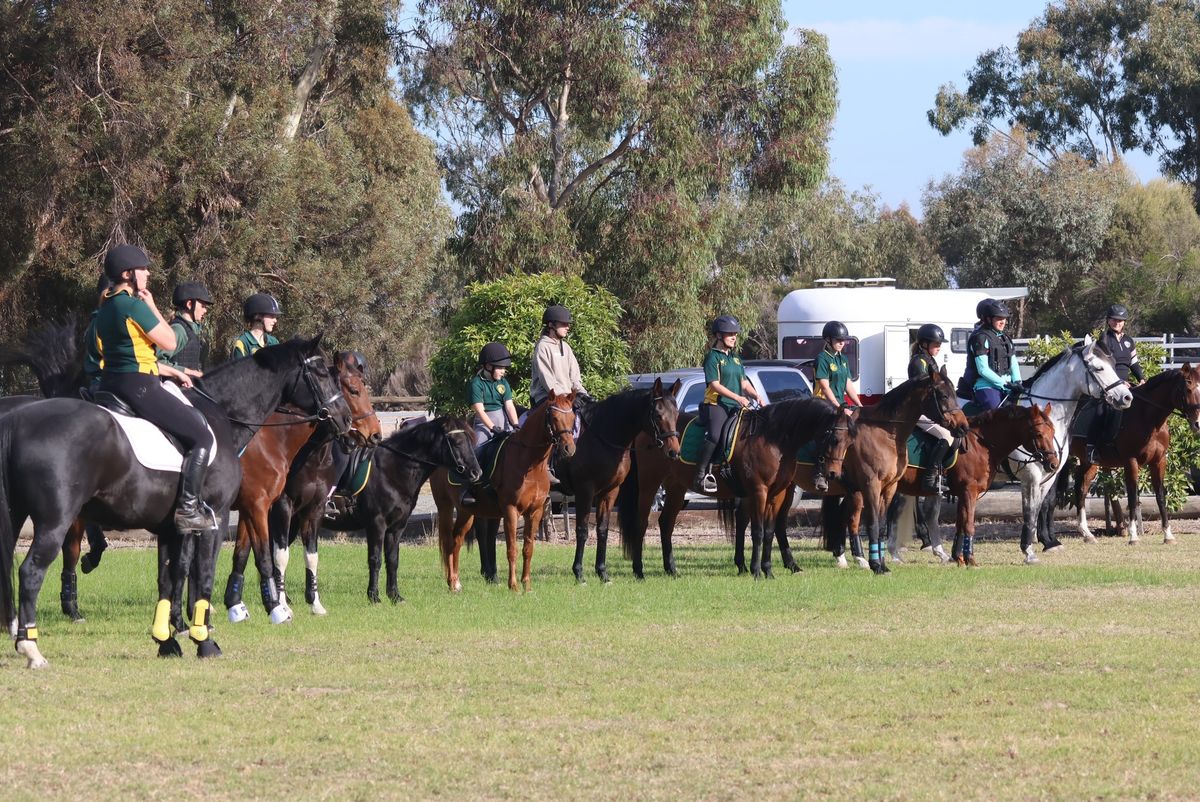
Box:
[648, 394, 680, 447]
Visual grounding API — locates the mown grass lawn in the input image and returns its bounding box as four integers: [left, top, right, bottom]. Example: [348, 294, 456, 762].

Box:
[1, 534, 1198, 801]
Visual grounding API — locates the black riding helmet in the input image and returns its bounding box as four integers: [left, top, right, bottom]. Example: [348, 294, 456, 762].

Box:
[542, 305, 573, 326]
[975, 298, 992, 320]
[479, 341, 513, 367]
[916, 323, 946, 344]
[979, 299, 1010, 320]
[710, 315, 742, 335]
[103, 244, 149, 282]
[822, 320, 850, 340]
[1105, 303, 1129, 321]
[172, 281, 213, 309]
[243, 292, 282, 321]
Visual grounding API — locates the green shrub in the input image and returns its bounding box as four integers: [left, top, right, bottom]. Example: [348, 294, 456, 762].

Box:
[428, 273, 632, 415]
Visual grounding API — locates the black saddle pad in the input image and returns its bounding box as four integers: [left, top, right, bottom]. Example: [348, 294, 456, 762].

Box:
[449, 431, 511, 487]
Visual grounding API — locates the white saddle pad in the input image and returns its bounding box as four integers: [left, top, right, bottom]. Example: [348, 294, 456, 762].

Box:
[99, 381, 218, 473]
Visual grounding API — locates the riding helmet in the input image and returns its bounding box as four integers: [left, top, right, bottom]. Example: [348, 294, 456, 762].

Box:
[710, 315, 742, 335]
[102, 244, 149, 282]
[243, 292, 282, 321]
[916, 323, 946, 344]
[975, 298, 992, 320]
[979, 299, 1010, 319]
[1105, 303, 1129, 321]
[822, 320, 850, 340]
[479, 341, 513, 367]
[172, 281, 214, 309]
[542, 305, 573, 326]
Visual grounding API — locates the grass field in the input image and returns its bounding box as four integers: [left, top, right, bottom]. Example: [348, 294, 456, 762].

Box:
[2, 533, 1199, 801]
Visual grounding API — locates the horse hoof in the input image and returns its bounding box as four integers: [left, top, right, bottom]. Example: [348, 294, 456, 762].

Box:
[932, 545, 951, 563]
[1081, 533, 1097, 544]
[1023, 549, 1040, 565]
[227, 603, 250, 623]
[835, 555, 848, 569]
[855, 556, 870, 570]
[311, 597, 327, 615]
[197, 639, 222, 659]
[367, 593, 381, 604]
[575, 573, 587, 586]
[600, 573, 612, 585]
[1044, 543, 1065, 553]
[484, 575, 499, 585]
[888, 550, 904, 564]
[16, 640, 48, 670]
[389, 594, 406, 605]
[268, 605, 292, 625]
[157, 638, 183, 658]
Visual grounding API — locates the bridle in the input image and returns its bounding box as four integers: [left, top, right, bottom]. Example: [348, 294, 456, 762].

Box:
[1018, 347, 1126, 405]
[205, 354, 346, 433]
[378, 424, 474, 475]
[647, 393, 680, 449]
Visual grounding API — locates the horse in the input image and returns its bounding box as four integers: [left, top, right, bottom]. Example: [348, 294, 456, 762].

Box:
[793, 369, 969, 574]
[1069, 364, 1200, 544]
[271, 414, 480, 607]
[565, 379, 682, 584]
[432, 391, 576, 593]
[222, 351, 382, 624]
[884, 404, 1060, 566]
[0, 337, 352, 668]
[616, 396, 851, 579]
[1003, 337, 1132, 563]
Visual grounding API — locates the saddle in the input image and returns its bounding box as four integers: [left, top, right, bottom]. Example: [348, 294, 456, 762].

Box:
[448, 431, 511, 488]
[325, 445, 375, 517]
[907, 429, 958, 470]
[90, 384, 217, 472]
[679, 409, 743, 466]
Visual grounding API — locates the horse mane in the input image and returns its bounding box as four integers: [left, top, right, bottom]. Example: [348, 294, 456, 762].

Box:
[1136, 368, 1179, 395]
[1024, 347, 1072, 387]
[382, 415, 459, 451]
[588, 388, 652, 440]
[860, 376, 926, 420]
[0, 315, 83, 398]
[744, 397, 838, 443]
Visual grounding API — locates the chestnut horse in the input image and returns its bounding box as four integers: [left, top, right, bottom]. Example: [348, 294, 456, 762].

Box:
[1070, 365, 1200, 544]
[223, 351, 381, 624]
[567, 380, 682, 584]
[433, 391, 576, 592]
[797, 370, 969, 574]
[886, 404, 1060, 566]
[617, 396, 847, 579]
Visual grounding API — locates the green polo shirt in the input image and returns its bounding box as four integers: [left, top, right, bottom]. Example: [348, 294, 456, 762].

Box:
[703, 347, 745, 411]
[231, 329, 279, 360]
[814, 348, 851, 403]
[95, 288, 161, 375]
[468, 372, 512, 412]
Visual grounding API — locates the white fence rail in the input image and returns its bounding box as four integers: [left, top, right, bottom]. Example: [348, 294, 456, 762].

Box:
[1013, 335, 1200, 369]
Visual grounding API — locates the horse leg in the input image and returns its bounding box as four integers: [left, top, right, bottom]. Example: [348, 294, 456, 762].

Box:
[366, 514, 384, 603]
[1038, 479, 1064, 551]
[884, 495, 903, 563]
[503, 506, 521, 592]
[250, 506, 289, 624]
[301, 524, 326, 613]
[187, 528, 222, 659]
[153, 533, 184, 658]
[594, 494, 615, 583]
[522, 505, 543, 593]
[572, 487, 593, 584]
[848, 495, 867, 570]
[1149, 457, 1172, 543]
[15, 518, 73, 669]
[223, 517, 254, 623]
[446, 508, 475, 593]
[920, 495, 949, 562]
[1020, 475, 1041, 564]
[79, 522, 108, 574]
[478, 520, 498, 583]
[960, 490, 978, 566]
[1076, 462, 1099, 543]
[734, 499, 748, 575]
[1125, 463, 1141, 545]
[658, 486, 686, 578]
[774, 487, 800, 573]
[384, 524, 405, 604]
[59, 519, 84, 622]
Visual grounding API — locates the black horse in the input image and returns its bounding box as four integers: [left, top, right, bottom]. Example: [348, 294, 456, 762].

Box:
[0, 336, 351, 668]
[268, 415, 481, 609]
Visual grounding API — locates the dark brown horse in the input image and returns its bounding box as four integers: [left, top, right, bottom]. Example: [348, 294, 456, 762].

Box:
[567, 380, 682, 584]
[796, 369, 969, 574]
[617, 396, 847, 579]
[887, 404, 1060, 566]
[1070, 365, 1200, 544]
[433, 391, 576, 592]
[223, 351, 381, 623]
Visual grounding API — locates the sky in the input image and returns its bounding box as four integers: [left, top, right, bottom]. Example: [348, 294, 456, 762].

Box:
[786, 0, 1163, 215]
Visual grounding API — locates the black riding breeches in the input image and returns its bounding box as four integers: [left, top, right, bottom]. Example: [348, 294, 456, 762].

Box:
[699, 403, 736, 446]
[100, 372, 213, 451]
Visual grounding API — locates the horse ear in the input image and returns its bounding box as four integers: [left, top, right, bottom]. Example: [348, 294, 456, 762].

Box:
[670, 378, 682, 398]
[653, 377, 663, 395]
[1043, 402, 1052, 415]
[940, 364, 949, 379]
[547, 389, 557, 404]
[309, 332, 324, 351]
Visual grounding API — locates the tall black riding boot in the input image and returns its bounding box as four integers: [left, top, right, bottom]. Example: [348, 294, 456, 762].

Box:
[921, 439, 950, 493]
[175, 447, 217, 533]
[812, 458, 829, 493]
[692, 440, 719, 493]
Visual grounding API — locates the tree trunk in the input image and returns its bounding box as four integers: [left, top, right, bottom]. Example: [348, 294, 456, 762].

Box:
[281, 2, 339, 142]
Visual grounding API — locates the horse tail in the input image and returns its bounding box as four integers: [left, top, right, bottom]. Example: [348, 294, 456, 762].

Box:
[1054, 461, 1074, 509]
[820, 496, 843, 553]
[617, 450, 641, 560]
[0, 316, 82, 398]
[717, 497, 738, 541]
[0, 424, 14, 631]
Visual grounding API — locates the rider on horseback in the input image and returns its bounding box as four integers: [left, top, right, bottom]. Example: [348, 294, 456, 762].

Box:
[230, 292, 281, 359]
[159, 281, 212, 377]
[968, 299, 1022, 412]
[910, 323, 956, 491]
[811, 320, 862, 492]
[693, 315, 760, 494]
[1088, 303, 1144, 463]
[530, 304, 589, 409]
[462, 342, 521, 504]
[94, 244, 217, 532]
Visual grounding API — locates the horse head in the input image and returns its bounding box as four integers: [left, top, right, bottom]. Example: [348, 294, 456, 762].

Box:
[1176, 363, 1200, 434]
[334, 351, 383, 447]
[1024, 403, 1060, 473]
[648, 377, 682, 460]
[438, 415, 481, 483]
[1080, 334, 1133, 410]
[256, 335, 354, 438]
[928, 366, 969, 437]
[545, 390, 577, 458]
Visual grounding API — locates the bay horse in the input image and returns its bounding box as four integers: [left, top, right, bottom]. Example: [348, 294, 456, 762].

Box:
[1005, 337, 1132, 563]
[885, 404, 1060, 566]
[0, 337, 351, 668]
[566, 379, 682, 584]
[796, 369, 969, 574]
[432, 391, 576, 593]
[1070, 364, 1200, 544]
[616, 396, 848, 579]
[271, 414, 480, 606]
[222, 351, 382, 624]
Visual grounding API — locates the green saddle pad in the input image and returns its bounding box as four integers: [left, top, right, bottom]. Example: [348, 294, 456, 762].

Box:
[961, 401, 984, 417]
[678, 416, 741, 466]
[339, 453, 373, 497]
[907, 430, 958, 469]
[796, 439, 819, 465]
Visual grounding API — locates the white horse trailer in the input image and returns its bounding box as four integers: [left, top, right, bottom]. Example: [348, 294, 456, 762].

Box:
[776, 278, 1028, 404]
